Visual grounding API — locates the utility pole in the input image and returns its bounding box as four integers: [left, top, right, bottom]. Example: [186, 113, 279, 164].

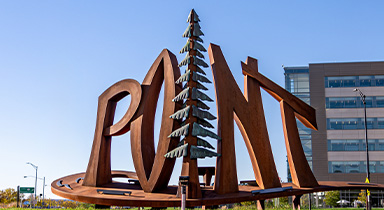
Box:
[26, 162, 38, 208]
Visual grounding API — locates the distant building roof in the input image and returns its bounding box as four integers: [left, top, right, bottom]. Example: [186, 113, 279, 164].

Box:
[283, 66, 309, 74]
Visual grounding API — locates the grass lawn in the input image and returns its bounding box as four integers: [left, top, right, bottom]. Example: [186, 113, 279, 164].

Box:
[2, 208, 384, 210]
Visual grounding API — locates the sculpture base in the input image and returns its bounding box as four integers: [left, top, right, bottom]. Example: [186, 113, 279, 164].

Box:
[52, 171, 384, 207]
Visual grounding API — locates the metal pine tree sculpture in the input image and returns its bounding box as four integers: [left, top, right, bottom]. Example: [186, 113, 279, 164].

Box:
[165, 9, 220, 198]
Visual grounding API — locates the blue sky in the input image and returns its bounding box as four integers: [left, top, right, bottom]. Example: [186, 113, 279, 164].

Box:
[1, 1, 384, 199]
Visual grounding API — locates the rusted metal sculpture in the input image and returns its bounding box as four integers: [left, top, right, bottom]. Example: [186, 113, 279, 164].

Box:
[52, 9, 384, 209]
[83, 49, 182, 192]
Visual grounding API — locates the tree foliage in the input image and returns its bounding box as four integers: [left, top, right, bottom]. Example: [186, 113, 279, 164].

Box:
[0, 188, 18, 204]
[358, 189, 367, 205]
[43, 199, 87, 208]
[324, 190, 340, 207]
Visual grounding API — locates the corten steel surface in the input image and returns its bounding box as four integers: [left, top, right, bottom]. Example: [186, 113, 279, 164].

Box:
[83, 49, 182, 192]
[129, 49, 182, 192]
[83, 78, 142, 187]
[52, 171, 384, 207]
[209, 44, 281, 193]
[240, 56, 318, 188]
[280, 101, 318, 188]
[53, 45, 384, 208]
[198, 167, 215, 187]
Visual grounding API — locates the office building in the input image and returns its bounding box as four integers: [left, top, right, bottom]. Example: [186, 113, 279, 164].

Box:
[284, 62, 384, 206]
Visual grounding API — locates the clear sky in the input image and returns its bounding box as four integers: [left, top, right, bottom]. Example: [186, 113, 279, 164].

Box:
[1, 1, 384, 199]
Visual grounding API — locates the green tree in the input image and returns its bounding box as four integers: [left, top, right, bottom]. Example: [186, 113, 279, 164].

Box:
[358, 189, 367, 206]
[0, 188, 18, 204]
[79, 202, 95, 208]
[62, 200, 79, 208]
[324, 190, 340, 207]
[300, 194, 309, 208]
[278, 197, 290, 209]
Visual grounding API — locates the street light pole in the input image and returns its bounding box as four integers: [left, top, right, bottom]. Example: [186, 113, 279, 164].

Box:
[43, 177, 45, 201]
[26, 162, 38, 207]
[354, 88, 371, 210]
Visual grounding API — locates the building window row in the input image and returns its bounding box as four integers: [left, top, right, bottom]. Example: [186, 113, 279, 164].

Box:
[326, 96, 384, 109]
[328, 139, 384, 151]
[325, 75, 384, 88]
[329, 161, 384, 173]
[285, 73, 310, 94]
[327, 118, 384, 130]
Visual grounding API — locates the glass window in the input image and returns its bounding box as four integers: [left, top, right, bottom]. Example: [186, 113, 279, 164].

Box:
[363, 97, 374, 108]
[378, 140, 384, 150]
[342, 76, 357, 87]
[326, 75, 384, 88]
[330, 162, 344, 173]
[362, 162, 377, 173]
[296, 83, 309, 92]
[329, 161, 384, 173]
[379, 162, 384, 173]
[327, 118, 384, 130]
[369, 140, 376, 151]
[361, 140, 377, 151]
[326, 97, 364, 109]
[345, 140, 359, 151]
[359, 76, 373, 87]
[286, 73, 310, 93]
[327, 140, 331, 151]
[376, 97, 384, 107]
[299, 134, 312, 141]
[299, 97, 310, 105]
[344, 97, 358, 108]
[326, 96, 384, 108]
[328, 118, 361, 130]
[285, 72, 309, 94]
[297, 120, 312, 135]
[329, 140, 345, 151]
[301, 140, 312, 153]
[329, 97, 344, 108]
[328, 119, 343, 130]
[343, 118, 359, 130]
[375, 75, 384, 86]
[370, 162, 376, 173]
[345, 161, 360, 173]
[289, 79, 294, 92]
[308, 161, 313, 170]
[377, 118, 384, 129]
[365, 118, 375, 129]
[327, 77, 343, 88]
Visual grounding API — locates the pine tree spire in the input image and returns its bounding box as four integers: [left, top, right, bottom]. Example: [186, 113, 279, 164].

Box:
[164, 9, 220, 199]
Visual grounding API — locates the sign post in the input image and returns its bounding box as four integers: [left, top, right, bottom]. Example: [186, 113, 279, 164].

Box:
[20, 187, 35, 207]
[17, 186, 20, 207]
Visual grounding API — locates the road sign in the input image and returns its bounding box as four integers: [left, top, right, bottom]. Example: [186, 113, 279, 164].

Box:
[20, 187, 34, 193]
